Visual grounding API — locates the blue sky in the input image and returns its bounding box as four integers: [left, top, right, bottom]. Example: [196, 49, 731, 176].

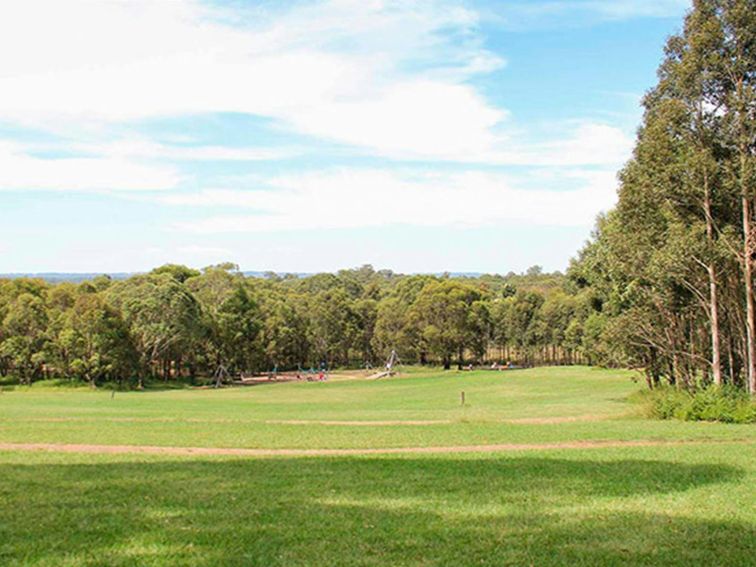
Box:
[0, 0, 689, 274]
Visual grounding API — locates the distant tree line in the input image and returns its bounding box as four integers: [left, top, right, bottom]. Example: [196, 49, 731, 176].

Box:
[570, 0, 756, 394]
[0, 263, 607, 387]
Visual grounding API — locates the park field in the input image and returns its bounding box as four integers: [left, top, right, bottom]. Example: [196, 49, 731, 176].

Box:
[1, 366, 754, 565]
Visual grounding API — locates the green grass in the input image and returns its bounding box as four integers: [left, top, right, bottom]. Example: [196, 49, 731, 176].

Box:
[1, 366, 749, 449]
[0, 366, 754, 565]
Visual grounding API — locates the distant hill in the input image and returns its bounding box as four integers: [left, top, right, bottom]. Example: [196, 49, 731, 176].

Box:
[0, 271, 313, 283]
[0, 272, 135, 283]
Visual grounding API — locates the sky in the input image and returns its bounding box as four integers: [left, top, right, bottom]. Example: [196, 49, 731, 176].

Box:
[0, 0, 691, 275]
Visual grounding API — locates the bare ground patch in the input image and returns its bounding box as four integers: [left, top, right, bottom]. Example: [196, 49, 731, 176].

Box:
[0, 439, 751, 458]
[264, 419, 452, 426]
[502, 414, 614, 425]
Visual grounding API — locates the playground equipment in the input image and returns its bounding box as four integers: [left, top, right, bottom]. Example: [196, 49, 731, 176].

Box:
[369, 349, 400, 379]
[213, 364, 230, 388]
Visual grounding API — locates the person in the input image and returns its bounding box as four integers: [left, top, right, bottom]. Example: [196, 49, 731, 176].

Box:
[318, 370, 325, 381]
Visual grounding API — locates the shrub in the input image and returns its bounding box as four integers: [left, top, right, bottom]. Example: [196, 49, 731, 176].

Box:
[638, 385, 756, 424]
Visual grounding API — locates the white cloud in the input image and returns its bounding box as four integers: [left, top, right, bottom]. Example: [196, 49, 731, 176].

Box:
[177, 245, 232, 257]
[289, 80, 505, 160]
[0, 141, 180, 192]
[0, 137, 297, 193]
[0, 0, 636, 213]
[166, 167, 617, 233]
[0, 0, 638, 172]
[0, 0, 506, 161]
[489, 123, 634, 167]
[79, 140, 298, 162]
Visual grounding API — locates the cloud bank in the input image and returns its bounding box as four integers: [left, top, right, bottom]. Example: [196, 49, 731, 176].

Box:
[0, 0, 648, 260]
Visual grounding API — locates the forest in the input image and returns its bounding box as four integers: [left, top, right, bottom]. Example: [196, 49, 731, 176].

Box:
[0, 264, 598, 387]
[571, 0, 755, 394]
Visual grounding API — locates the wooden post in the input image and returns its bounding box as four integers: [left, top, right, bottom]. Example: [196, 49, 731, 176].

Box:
[461, 391, 465, 407]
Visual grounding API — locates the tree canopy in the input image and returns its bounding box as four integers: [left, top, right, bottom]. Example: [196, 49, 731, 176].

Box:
[571, 0, 755, 394]
[0, 265, 594, 386]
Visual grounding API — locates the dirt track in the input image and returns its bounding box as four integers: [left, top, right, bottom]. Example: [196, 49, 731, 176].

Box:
[0, 414, 610, 426]
[0, 439, 751, 457]
[265, 419, 452, 426]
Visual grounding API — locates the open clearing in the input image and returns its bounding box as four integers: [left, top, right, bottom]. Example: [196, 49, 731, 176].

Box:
[1, 366, 754, 566]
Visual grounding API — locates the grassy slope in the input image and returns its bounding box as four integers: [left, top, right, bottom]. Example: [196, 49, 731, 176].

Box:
[0, 366, 751, 449]
[0, 367, 754, 566]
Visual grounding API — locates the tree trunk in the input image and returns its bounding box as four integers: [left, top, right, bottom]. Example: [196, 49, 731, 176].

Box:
[671, 351, 680, 388]
[735, 74, 756, 395]
[728, 338, 735, 385]
[743, 195, 756, 394]
[708, 263, 722, 385]
[703, 172, 723, 386]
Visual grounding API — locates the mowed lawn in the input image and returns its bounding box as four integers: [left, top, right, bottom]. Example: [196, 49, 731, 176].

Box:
[0, 366, 751, 449]
[0, 367, 754, 566]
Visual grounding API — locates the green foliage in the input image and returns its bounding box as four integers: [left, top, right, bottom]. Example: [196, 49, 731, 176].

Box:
[571, 0, 756, 393]
[0, 292, 49, 384]
[638, 386, 756, 424]
[409, 280, 482, 369]
[186, 267, 261, 373]
[149, 263, 201, 283]
[0, 262, 594, 385]
[62, 294, 137, 386]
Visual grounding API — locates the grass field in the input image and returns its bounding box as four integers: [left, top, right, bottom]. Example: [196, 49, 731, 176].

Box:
[1, 366, 754, 565]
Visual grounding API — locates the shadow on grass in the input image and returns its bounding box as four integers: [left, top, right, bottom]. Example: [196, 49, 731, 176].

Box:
[0, 375, 19, 387]
[0, 377, 213, 393]
[0, 456, 752, 566]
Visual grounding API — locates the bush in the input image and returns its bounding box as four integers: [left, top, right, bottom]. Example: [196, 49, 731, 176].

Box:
[638, 385, 756, 424]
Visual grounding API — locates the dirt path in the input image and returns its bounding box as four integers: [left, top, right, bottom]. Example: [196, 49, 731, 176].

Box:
[0, 439, 751, 458]
[265, 419, 452, 426]
[0, 414, 610, 426]
[502, 414, 613, 425]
